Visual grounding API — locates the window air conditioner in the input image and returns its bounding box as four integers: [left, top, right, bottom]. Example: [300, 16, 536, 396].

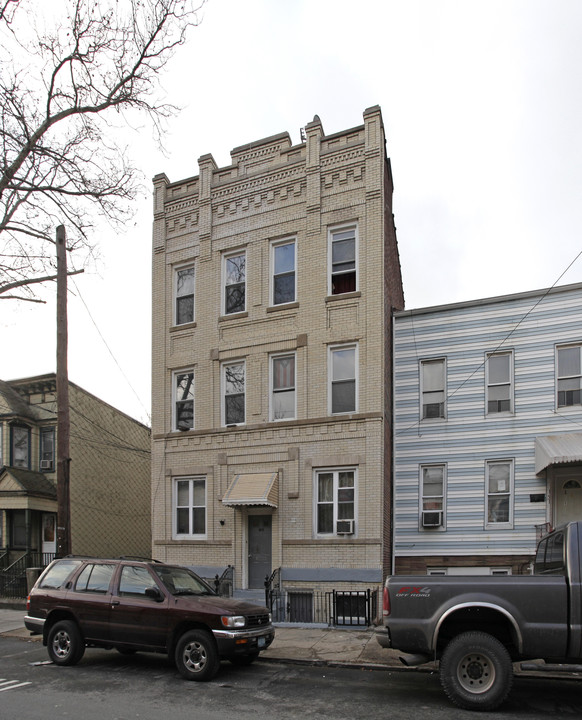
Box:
[336, 519, 355, 535]
[40, 460, 53, 470]
[422, 510, 442, 528]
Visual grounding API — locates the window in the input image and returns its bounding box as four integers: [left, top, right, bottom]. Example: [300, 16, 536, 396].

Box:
[330, 345, 357, 414]
[75, 564, 115, 594]
[315, 468, 356, 536]
[11, 425, 29, 468]
[271, 353, 296, 421]
[486, 352, 512, 413]
[329, 226, 357, 295]
[557, 344, 582, 408]
[175, 265, 195, 325]
[486, 460, 513, 527]
[174, 477, 206, 538]
[39, 559, 83, 589]
[173, 371, 194, 431]
[119, 565, 156, 597]
[223, 250, 246, 314]
[222, 362, 245, 426]
[40, 427, 55, 471]
[420, 465, 445, 529]
[421, 359, 445, 419]
[271, 239, 296, 305]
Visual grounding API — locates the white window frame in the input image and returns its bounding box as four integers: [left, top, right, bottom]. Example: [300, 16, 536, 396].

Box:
[40, 426, 55, 471]
[222, 360, 246, 426]
[419, 464, 446, 530]
[328, 224, 358, 296]
[11, 425, 30, 469]
[420, 358, 446, 420]
[222, 249, 246, 315]
[172, 476, 207, 539]
[172, 369, 194, 431]
[270, 352, 296, 421]
[174, 264, 195, 326]
[556, 343, 582, 409]
[270, 237, 296, 306]
[314, 467, 357, 538]
[485, 459, 514, 529]
[486, 351, 513, 414]
[329, 344, 358, 415]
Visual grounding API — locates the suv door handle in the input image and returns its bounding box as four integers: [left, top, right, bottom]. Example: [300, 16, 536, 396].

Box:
[111, 600, 120, 607]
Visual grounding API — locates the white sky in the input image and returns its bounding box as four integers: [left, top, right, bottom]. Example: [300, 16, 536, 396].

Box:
[2, 0, 582, 426]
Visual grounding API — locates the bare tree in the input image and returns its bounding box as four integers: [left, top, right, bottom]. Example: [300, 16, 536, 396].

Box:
[0, 0, 202, 301]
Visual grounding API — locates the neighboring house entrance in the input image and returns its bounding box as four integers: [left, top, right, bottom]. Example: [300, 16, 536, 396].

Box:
[554, 469, 582, 526]
[248, 515, 272, 588]
[42, 513, 56, 555]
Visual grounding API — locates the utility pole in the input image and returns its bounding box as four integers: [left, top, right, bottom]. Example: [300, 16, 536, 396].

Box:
[56, 225, 71, 557]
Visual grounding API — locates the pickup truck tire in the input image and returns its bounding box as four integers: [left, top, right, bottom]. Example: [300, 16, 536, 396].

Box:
[175, 630, 220, 681]
[440, 631, 513, 711]
[47, 620, 86, 666]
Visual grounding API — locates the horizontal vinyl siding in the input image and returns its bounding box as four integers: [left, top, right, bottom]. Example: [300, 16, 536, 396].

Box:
[393, 284, 582, 559]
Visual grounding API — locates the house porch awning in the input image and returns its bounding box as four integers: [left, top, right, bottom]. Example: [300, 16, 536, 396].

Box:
[222, 472, 278, 508]
[535, 433, 582, 475]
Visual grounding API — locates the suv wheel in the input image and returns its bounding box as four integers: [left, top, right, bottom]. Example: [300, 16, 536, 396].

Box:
[175, 630, 219, 681]
[47, 620, 85, 666]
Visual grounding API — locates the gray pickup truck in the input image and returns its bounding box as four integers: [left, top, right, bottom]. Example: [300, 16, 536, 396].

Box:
[376, 521, 582, 710]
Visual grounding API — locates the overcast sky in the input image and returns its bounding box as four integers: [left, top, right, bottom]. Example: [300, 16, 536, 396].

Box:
[2, 0, 582, 425]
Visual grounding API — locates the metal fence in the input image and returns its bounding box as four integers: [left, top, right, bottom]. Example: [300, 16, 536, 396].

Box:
[268, 588, 378, 626]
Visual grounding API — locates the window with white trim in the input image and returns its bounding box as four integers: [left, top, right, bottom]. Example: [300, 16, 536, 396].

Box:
[486, 460, 513, 528]
[174, 265, 195, 325]
[40, 427, 55, 471]
[271, 353, 296, 421]
[420, 465, 445, 529]
[174, 476, 206, 538]
[222, 361, 245, 426]
[271, 239, 296, 305]
[329, 225, 357, 295]
[315, 468, 356, 536]
[11, 425, 30, 468]
[486, 351, 513, 414]
[329, 345, 357, 414]
[557, 344, 582, 408]
[173, 370, 194, 431]
[223, 250, 246, 315]
[421, 359, 445, 419]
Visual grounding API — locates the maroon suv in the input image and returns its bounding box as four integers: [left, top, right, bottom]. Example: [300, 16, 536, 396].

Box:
[25, 557, 274, 680]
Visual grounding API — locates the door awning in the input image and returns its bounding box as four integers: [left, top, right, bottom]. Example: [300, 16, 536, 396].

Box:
[535, 433, 582, 475]
[222, 472, 278, 508]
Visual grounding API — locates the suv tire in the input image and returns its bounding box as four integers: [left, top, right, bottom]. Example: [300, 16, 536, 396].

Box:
[175, 630, 219, 681]
[47, 620, 86, 666]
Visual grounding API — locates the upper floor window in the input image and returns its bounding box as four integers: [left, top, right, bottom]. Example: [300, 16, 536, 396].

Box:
[11, 425, 30, 468]
[420, 465, 445, 529]
[329, 345, 357, 414]
[557, 344, 582, 408]
[421, 359, 446, 419]
[271, 239, 296, 305]
[486, 352, 513, 414]
[223, 250, 246, 315]
[486, 460, 513, 528]
[174, 476, 206, 538]
[271, 353, 296, 421]
[175, 265, 195, 325]
[222, 361, 245, 426]
[329, 226, 357, 295]
[40, 427, 55, 471]
[315, 468, 356, 536]
[173, 370, 194, 431]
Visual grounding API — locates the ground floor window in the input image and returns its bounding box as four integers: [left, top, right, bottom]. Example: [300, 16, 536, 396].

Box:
[173, 476, 206, 538]
[315, 468, 356, 536]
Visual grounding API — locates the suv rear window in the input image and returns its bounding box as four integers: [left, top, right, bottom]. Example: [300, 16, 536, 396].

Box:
[39, 559, 83, 589]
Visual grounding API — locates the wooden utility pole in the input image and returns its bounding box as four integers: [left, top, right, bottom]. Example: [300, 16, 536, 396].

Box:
[56, 225, 71, 557]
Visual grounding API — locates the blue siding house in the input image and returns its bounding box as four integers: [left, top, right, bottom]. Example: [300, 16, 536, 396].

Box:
[393, 282, 582, 575]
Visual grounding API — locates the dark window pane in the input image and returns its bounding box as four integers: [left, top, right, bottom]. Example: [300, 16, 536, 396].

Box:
[331, 271, 356, 295]
[488, 496, 509, 523]
[177, 508, 189, 534]
[176, 400, 193, 430]
[317, 504, 333, 534]
[225, 283, 245, 314]
[192, 508, 205, 534]
[176, 295, 194, 325]
[332, 380, 355, 413]
[225, 394, 245, 425]
[274, 273, 295, 304]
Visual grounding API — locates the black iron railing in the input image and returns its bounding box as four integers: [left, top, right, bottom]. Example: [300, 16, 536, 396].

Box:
[213, 565, 234, 597]
[266, 585, 379, 627]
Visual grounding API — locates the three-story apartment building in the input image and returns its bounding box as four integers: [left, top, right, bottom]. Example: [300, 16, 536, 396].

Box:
[151, 107, 404, 607]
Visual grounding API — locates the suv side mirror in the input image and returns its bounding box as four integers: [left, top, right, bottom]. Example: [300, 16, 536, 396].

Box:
[145, 586, 164, 602]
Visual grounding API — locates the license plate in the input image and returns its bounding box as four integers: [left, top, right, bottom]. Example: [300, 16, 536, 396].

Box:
[257, 637, 266, 648]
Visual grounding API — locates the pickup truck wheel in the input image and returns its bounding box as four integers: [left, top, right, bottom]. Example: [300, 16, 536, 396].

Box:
[47, 620, 85, 666]
[440, 631, 513, 711]
[175, 630, 219, 681]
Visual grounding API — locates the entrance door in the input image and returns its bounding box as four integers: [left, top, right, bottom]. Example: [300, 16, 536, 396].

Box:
[42, 513, 56, 555]
[248, 515, 272, 589]
[554, 469, 582, 526]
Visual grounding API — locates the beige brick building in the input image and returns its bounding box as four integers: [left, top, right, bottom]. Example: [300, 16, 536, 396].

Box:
[151, 107, 403, 609]
[0, 374, 151, 583]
